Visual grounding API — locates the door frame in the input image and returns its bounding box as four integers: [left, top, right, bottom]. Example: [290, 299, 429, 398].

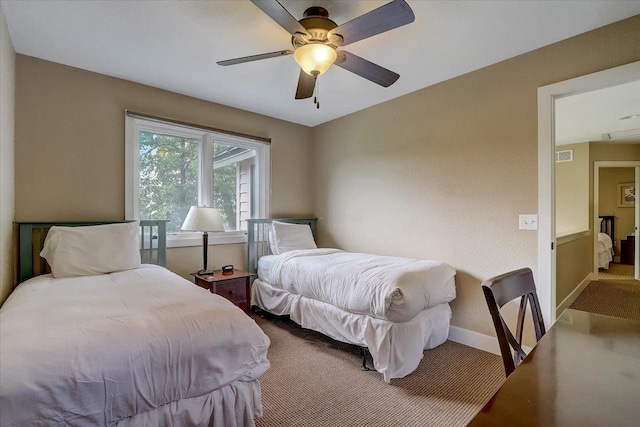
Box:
[538, 61, 640, 327]
[637, 167, 640, 279]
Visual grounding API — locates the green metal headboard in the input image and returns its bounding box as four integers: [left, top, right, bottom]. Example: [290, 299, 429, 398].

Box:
[247, 218, 317, 275]
[14, 220, 168, 284]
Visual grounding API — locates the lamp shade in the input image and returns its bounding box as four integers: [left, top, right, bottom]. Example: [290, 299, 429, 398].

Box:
[181, 206, 225, 232]
[294, 43, 337, 76]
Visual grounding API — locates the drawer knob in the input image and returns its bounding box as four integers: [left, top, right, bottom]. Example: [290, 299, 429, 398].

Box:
[228, 290, 235, 295]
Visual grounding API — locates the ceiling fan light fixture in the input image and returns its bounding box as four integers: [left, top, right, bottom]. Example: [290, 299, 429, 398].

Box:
[294, 44, 337, 76]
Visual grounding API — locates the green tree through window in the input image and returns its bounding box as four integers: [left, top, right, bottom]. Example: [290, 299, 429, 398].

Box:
[213, 164, 237, 230]
[139, 131, 198, 233]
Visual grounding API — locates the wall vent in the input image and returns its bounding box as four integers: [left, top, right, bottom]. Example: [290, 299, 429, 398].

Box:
[555, 150, 573, 162]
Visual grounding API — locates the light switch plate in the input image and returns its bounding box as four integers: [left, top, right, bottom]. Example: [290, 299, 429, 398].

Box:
[519, 214, 538, 230]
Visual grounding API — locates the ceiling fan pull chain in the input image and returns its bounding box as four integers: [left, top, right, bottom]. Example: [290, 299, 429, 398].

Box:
[316, 77, 320, 109]
[313, 77, 317, 105]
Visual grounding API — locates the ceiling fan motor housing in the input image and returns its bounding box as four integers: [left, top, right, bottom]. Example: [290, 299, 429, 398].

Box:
[292, 7, 341, 48]
[303, 6, 329, 19]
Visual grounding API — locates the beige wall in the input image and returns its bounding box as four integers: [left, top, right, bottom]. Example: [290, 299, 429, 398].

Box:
[14, 56, 314, 281]
[556, 235, 592, 307]
[556, 142, 589, 235]
[313, 17, 640, 337]
[0, 6, 15, 306]
[599, 167, 636, 252]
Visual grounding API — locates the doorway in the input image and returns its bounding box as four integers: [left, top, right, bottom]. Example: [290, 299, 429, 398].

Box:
[594, 163, 640, 280]
[538, 61, 640, 326]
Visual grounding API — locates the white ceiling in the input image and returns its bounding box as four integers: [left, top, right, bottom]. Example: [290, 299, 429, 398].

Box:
[2, 0, 639, 127]
[555, 79, 640, 146]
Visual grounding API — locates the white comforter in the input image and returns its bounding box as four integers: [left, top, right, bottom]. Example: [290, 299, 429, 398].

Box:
[0, 265, 270, 426]
[598, 232, 614, 269]
[269, 249, 456, 323]
[598, 232, 613, 254]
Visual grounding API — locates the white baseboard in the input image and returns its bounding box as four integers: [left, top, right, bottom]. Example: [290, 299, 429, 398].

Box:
[448, 326, 501, 355]
[448, 325, 533, 356]
[556, 273, 593, 317]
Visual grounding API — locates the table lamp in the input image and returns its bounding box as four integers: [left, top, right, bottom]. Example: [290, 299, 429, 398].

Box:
[181, 206, 225, 275]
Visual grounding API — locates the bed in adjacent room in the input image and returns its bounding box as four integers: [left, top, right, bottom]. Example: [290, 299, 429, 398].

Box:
[1, 220, 270, 427]
[247, 218, 456, 383]
[598, 215, 615, 270]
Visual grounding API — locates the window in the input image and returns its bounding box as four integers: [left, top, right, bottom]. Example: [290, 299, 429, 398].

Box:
[126, 115, 270, 246]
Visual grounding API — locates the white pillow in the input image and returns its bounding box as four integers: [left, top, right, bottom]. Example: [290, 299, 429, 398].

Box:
[40, 221, 141, 278]
[271, 221, 317, 254]
[267, 225, 278, 255]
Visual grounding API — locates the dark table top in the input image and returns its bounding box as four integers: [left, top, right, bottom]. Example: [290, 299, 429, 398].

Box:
[468, 308, 640, 427]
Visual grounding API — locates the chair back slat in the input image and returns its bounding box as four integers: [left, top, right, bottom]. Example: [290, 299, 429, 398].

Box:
[482, 267, 546, 377]
[515, 295, 528, 352]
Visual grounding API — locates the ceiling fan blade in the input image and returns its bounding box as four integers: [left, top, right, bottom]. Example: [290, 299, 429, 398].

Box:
[217, 50, 294, 66]
[295, 69, 316, 99]
[329, 0, 415, 46]
[334, 51, 399, 87]
[251, 0, 310, 36]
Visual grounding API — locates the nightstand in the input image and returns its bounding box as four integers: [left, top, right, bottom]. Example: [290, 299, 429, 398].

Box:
[621, 235, 635, 265]
[191, 270, 253, 314]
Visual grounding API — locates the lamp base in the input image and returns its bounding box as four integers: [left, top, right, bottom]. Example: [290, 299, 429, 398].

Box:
[197, 269, 214, 276]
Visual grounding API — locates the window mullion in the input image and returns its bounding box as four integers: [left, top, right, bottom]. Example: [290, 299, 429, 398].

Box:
[200, 134, 214, 207]
[125, 118, 141, 220]
[257, 144, 270, 218]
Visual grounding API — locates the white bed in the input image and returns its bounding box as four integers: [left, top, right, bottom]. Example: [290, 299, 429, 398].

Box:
[598, 216, 615, 270]
[248, 219, 456, 383]
[1, 221, 270, 426]
[598, 232, 614, 269]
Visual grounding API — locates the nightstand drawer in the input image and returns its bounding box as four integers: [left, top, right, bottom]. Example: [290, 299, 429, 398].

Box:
[216, 279, 247, 302]
[191, 269, 253, 315]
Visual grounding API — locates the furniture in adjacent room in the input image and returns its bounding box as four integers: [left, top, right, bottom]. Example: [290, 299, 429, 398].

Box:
[621, 234, 635, 265]
[481, 267, 546, 377]
[598, 215, 615, 269]
[468, 308, 640, 426]
[192, 269, 252, 314]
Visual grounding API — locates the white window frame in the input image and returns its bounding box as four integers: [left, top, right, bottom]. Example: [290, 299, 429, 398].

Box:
[125, 115, 270, 247]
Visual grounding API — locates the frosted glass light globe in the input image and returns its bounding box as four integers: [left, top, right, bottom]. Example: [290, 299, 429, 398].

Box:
[294, 44, 337, 76]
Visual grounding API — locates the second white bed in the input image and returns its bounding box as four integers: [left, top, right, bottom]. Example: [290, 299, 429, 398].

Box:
[598, 232, 614, 269]
[253, 249, 455, 382]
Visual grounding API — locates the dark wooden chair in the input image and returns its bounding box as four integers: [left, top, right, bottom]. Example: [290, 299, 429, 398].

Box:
[482, 268, 546, 377]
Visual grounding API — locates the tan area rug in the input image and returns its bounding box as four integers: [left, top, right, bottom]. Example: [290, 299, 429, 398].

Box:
[569, 279, 640, 321]
[598, 262, 635, 281]
[253, 314, 504, 427]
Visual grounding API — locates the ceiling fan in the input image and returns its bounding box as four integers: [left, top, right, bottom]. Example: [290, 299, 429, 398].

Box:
[217, 0, 415, 106]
